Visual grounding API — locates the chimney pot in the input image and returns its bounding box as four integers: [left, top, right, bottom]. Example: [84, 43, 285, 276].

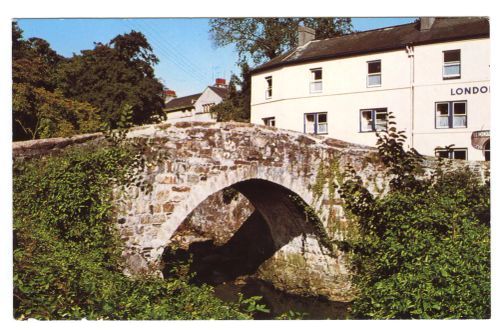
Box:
[298, 25, 315, 47]
[164, 89, 177, 104]
[164, 89, 177, 97]
[215, 78, 227, 88]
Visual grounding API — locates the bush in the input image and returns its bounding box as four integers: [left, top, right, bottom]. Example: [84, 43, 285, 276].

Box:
[340, 116, 490, 319]
[13, 139, 259, 320]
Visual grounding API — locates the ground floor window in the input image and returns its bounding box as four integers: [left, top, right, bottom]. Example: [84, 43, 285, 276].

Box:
[263, 117, 276, 127]
[360, 108, 388, 132]
[304, 112, 328, 135]
[435, 147, 468, 160]
[435, 101, 467, 128]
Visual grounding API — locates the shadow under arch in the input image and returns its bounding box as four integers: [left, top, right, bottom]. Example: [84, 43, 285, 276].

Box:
[162, 178, 331, 285]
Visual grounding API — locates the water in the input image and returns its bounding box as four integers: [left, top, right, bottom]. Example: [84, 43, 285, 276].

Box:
[213, 277, 350, 320]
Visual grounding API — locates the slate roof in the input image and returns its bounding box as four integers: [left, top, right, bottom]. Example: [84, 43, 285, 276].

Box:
[252, 17, 489, 74]
[207, 86, 229, 98]
[164, 86, 229, 112]
[164, 93, 202, 112]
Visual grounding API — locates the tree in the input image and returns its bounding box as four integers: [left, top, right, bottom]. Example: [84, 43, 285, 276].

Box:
[12, 22, 101, 141]
[55, 31, 165, 127]
[211, 62, 251, 122]
[209, 18, 353, 66]
[13, 84, 101, 139]
[339, 118, 490, 319]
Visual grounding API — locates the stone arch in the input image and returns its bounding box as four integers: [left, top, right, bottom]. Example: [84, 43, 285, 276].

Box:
[159, 175, 348, 299]
[154, 166, 324, 262]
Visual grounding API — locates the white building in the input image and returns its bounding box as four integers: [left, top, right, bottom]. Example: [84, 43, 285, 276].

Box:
[164, 78, 228, 122]
[250, 17, 490, 161]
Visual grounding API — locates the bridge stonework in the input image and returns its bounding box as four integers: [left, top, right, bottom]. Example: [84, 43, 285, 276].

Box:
[13, 121, 489, 302]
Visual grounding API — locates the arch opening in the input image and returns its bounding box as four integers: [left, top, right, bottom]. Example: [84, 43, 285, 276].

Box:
[161, 178, 332, 286]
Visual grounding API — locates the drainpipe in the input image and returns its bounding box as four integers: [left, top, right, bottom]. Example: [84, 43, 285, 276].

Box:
[406, 44, 415, 149]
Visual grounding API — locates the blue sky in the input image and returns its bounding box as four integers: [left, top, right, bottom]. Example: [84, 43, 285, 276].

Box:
[17, 18, 415, 97]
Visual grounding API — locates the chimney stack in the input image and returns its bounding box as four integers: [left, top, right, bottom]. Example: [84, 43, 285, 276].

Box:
[298, 25, 315, 47]
[420, 17, 436, 31]
[164, 89, 177, 103]
[214, 78, 227, 88]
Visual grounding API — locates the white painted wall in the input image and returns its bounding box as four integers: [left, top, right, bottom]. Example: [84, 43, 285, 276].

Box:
[194, 87, 225, 115]
[251, 37, 490, 160]
[166, 108, 194, 120]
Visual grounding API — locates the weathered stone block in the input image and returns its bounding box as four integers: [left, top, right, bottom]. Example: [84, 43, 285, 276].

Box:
[172, 186, 191, 192]
[162, 202, 175, 213]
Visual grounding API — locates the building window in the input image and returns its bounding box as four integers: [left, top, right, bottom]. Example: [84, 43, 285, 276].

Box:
[360, 108, 388, 132]
[263, 117, 276, 127]
[443, 50, 461, 79]
[202, 103, 215, 113]
[435, 148, 468, 160]
[435, 101, 467, 128]
[265, 76, 273, 99]
[304, 112, 328, 135]
[367, 60, 381, 87]
[484, 140, 490, 161]
[310, 68, 323, 93]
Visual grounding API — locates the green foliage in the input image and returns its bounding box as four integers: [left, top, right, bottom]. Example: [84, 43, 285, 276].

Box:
[339, 120, 490, 319]
[209, 18, 353, 66]
[13, 84, 102, 140]
[238, 295, 271, 315]
[55, 31, 165, 127]
[13, 137, 261, 320]
[276, 309, 308, 320]
[211, 62, 251, 122]
[12, 23, 164, 141]
[375, 112, 425, 191]
[12, 22, 101, 141]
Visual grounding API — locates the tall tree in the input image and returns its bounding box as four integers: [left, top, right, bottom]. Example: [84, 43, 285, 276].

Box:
[209, 18, 353, 66]
[12, 21, 101, 141]
[211, 62, 251, 122]
[55, 31, 165, 127]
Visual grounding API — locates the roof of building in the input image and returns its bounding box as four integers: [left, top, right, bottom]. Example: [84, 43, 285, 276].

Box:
[207, 85, 229, 98]
[251, 17, 489, 74]
[164, 86, 229, 112]
[164, 93, 202, 112]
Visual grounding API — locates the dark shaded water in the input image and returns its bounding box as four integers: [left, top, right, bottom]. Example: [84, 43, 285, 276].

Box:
[213, 277, 350, 320]
[164, 210, 350, 319]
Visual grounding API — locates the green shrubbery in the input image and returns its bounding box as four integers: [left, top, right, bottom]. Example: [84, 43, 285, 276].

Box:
[13, 137, 261, 319]
[340, 114, 490, 319]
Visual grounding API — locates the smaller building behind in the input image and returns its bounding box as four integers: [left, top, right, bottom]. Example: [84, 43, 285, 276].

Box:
[164, 78, 228, 122]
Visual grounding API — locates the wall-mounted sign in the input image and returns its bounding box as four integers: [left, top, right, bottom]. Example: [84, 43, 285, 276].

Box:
[471, 130, 490, 150]
[451, 86, 489, 96]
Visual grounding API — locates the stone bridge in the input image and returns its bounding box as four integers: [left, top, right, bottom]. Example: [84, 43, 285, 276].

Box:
[13, 121, 489, 301]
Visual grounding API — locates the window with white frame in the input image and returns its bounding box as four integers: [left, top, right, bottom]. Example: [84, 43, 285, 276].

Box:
[360, 108, 388, 132]
[304, 112, 328, 135]
[310, 68, 323, 93]
[443, 50, 461, 79]
[367, 60, 381, 87]
[265, 76, 273, 99]
[435, 148, 467, 160]
[263, 117, 276, 127]
[435, 101, 467, 129]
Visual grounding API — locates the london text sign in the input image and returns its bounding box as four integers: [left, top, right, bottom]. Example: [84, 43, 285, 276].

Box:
[451, 86, 490, 96]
